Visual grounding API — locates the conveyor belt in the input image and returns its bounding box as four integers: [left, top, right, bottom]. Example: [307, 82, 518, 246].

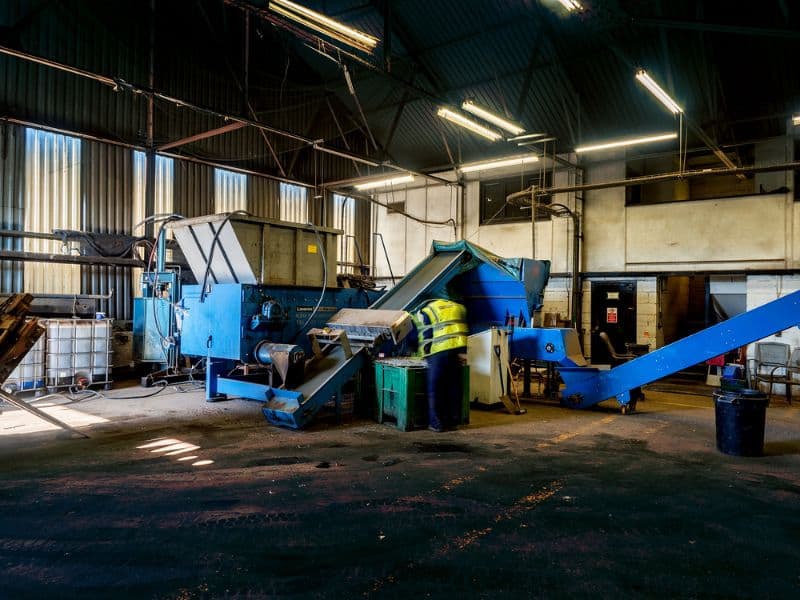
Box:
[263, 250, 466, 428]
[371, 250, 466, 311]
[262, 345, 366, 429]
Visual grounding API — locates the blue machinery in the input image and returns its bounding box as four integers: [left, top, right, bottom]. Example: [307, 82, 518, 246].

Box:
[165, 213, 800, 429]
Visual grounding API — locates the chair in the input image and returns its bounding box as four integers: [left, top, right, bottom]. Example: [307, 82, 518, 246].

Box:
[748, 342, 794, 403]
[598, 331, 636, 366]
[598, 331, 644, 409]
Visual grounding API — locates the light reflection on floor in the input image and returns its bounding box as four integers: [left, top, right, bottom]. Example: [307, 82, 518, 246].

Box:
[0, 402, 108, 435]
[137, 437, 214, 467]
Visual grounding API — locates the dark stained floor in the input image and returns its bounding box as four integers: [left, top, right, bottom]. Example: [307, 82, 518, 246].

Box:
[1, 388, 799, 598]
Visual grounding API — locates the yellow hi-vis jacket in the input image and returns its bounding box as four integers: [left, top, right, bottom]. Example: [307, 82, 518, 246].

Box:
[412, 299, 468, 358]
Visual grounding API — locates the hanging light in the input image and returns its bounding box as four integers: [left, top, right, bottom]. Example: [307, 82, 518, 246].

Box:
[576, 132, 678, 153]
[270, 0, 379, 53]
[460, 155, 539, 173]
[354, 174, 414, 190]
[635, 69, 683, 115]
[461, 101, 524, 135]
[557, 0, 583, 12]
[437, 108, 502, 141]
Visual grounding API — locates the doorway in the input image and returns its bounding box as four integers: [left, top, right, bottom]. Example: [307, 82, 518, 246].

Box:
[590, 281, 637, 364]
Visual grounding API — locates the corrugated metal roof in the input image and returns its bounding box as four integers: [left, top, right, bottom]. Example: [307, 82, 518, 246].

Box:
[1, 0, 797, 178]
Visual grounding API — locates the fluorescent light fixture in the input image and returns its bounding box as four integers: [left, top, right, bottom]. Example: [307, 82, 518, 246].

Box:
[461, 101, 524, 135]
[517, 137, 556, 146]
[270, 0, 379, 53]
[508, 132, 547, 142]
[460, 155, 539, 173]
[437, 108, 502, 141]
[575, 132, 678, 153]
[354, 174, 415, 190]
[635, 69, 682, 114]
[558, 0, 582, 11]
[793, 114, 800, 126]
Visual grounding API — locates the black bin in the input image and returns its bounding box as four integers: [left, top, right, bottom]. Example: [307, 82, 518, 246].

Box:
[713, 389, 769, 456]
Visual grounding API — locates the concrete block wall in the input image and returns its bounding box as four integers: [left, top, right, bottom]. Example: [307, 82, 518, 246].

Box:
[541, 277, 571, 323]
[636, 279, 658, 348]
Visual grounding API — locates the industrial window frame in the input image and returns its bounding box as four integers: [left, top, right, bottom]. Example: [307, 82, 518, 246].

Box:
[479, 173, 553, 225]
[213, 168, 247, 213]
[332, 193, 357, 273]
[132, 151, 175, 294]
[279, 182, 309, 224]
[23, 128, 82, 294]
[626, 146, 756, 205]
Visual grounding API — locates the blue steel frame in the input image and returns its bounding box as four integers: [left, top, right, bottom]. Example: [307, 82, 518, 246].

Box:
[558, 289, 800, 409]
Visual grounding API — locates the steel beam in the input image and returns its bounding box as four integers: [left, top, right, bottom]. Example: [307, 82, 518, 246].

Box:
[0, 250, 144, 267]
[157, 122, 247, 152]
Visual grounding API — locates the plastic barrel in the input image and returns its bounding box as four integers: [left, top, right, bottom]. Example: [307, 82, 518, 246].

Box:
[713, 389, 769, 456]
[720, 376, 747, 391]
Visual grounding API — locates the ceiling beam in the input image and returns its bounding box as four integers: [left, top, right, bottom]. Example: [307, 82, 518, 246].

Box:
[157, 122, 247, 151]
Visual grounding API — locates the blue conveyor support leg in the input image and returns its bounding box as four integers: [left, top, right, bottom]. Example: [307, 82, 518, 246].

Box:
[559, 289, 800, 409]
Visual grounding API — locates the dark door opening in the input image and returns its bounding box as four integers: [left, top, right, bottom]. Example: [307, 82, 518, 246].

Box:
[659, 275, 711, 345]
[590, 281, 637, 364]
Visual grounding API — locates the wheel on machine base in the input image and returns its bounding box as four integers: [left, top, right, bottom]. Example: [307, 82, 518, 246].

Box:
[620, 401, 637, 415]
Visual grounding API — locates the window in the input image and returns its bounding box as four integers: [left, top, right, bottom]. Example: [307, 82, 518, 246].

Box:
[23, 128, 81, 294]
[132, 151, 175, 232]
[479, 173, 552, 225]
[279, 182, 308, 224]
[333, 194, 357, 272]
[626, 147, 755, 205]
[132, 151, 174, 293]
[214, 168, 247, 213]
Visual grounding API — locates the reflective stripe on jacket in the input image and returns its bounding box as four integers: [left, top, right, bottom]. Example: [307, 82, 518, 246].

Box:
[413, 299, 468, 358]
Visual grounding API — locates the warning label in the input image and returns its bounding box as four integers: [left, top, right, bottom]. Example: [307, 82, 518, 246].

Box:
[606, 307, 618, 324]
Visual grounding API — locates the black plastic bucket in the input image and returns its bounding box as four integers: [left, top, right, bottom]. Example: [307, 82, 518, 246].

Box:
[713, 389, 769, 456]
[720, 376, 747, 391]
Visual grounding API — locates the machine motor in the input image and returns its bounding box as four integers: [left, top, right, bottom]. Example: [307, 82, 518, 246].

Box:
[254, 341, 305, 388]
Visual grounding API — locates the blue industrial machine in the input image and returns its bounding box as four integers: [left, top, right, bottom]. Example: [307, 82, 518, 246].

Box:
[167, 214, 384, 428]
[556, 291, 800, 412]
[165, 213, 800, 428]
[133, 223, 181, 375]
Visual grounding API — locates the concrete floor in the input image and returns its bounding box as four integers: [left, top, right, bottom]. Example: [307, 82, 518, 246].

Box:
[1, 383, 799, 598]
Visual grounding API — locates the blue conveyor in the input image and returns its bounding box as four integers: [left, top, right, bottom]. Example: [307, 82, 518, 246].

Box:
[558, 290, 800, 410]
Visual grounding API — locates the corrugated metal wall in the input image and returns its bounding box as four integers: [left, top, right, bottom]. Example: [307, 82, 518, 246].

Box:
[0, 1, 375, 312]
[23, 127, 81, 294]
[0, 124, 24, 293]
[80, 140, 134, 319]
[174, 160, 214, 218]
[247, 175, 280, 219]
[354, 195, 371, 273]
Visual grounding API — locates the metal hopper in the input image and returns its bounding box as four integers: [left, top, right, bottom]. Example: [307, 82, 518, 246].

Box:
[167, 213, 340, 288]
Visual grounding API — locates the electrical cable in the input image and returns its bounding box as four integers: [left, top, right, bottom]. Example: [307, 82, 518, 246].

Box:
[199, 210, 253, 303]
[105, 380, 170, 399]
[294, 221, 328, 340]
[145, 215, 183, 370]
[380, 186, 458, 237]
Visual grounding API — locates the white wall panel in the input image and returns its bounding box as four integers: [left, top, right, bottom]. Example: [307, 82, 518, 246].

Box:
[625, 195, 786, 267]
